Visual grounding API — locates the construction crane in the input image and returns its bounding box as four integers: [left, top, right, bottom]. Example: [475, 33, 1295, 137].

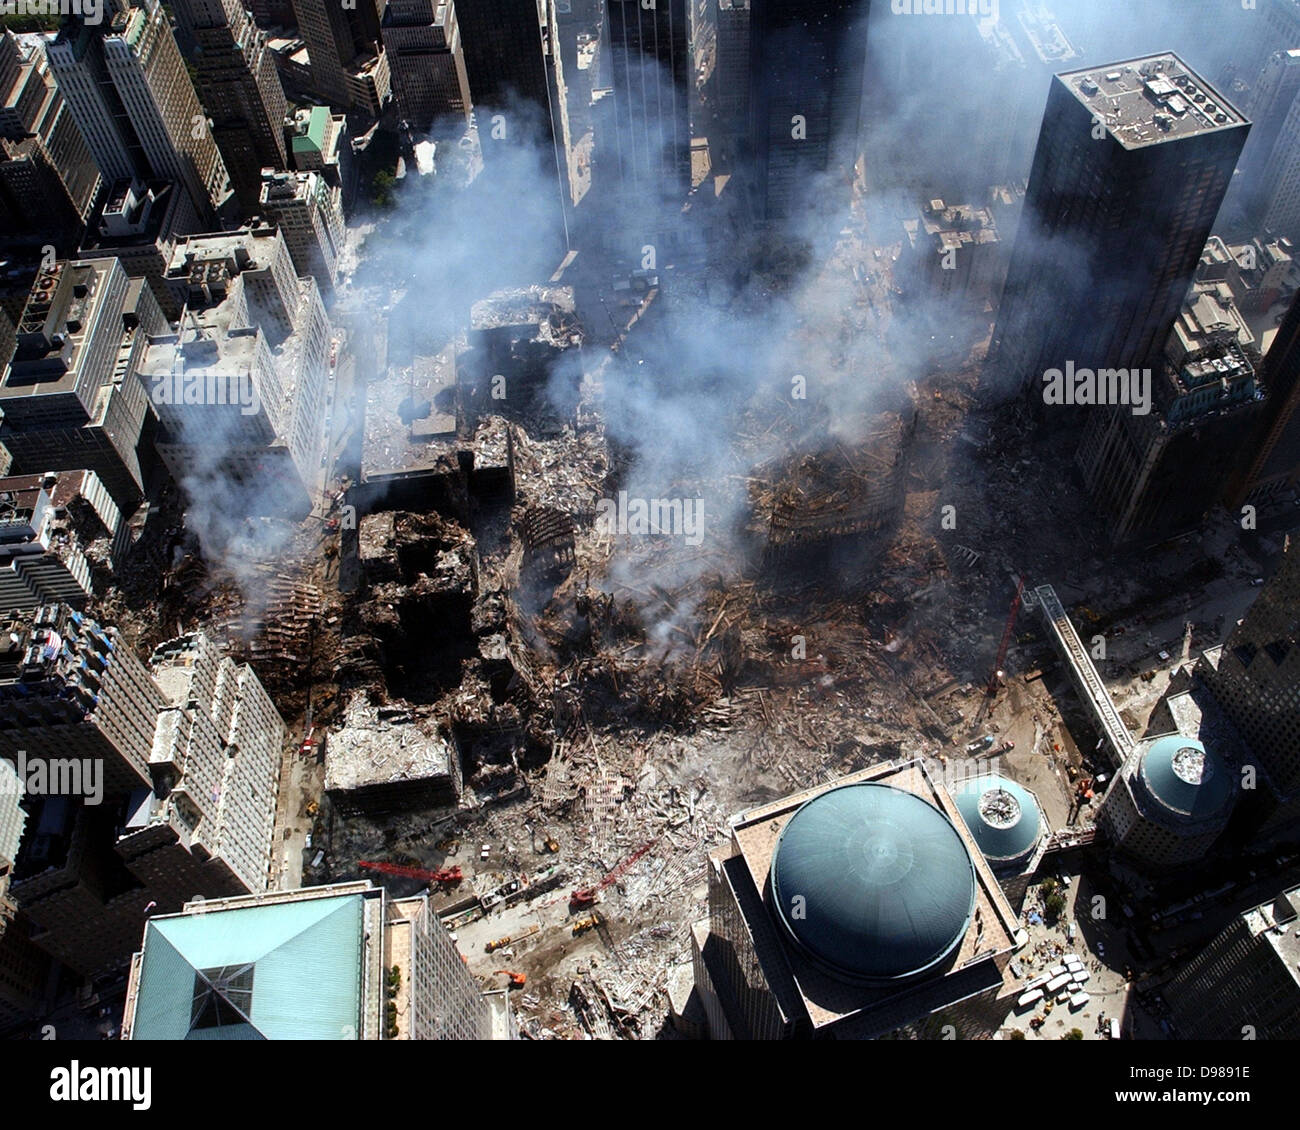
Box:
[570, 839, 657, 910]
[976, 576, 1025, 725]
[358, 860, 463, 886]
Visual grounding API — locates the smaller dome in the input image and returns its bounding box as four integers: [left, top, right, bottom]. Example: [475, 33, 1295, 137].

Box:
[1138, 736, 1234, 820]
[953, 775, 1042, 864]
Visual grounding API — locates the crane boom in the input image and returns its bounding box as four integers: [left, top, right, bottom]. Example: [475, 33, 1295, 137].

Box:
[988, 576, 1025, 696]
[570, 839, 658, 907]
[359, 860, 462, 883]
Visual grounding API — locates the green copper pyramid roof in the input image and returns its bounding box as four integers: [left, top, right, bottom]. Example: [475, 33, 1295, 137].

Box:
[131, 894, 365, 1040]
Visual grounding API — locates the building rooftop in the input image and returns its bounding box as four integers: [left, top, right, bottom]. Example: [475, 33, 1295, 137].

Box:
[1246, 886, 1300, 989]
[1, 261, 113, 403]
[324, 692, 454, 794]
[129, 890, 366, 1039]
[291, 106, 329, 156]
[1138, 734, 1235, 821]
[1059, 54, 1245, 149]
[769, 782, 977, 984]
[728, 759, 1019, 1032]
[952, 773, 1043, 865]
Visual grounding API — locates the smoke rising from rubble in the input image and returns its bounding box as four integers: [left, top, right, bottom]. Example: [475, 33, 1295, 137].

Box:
[344, 0, 1254, 637]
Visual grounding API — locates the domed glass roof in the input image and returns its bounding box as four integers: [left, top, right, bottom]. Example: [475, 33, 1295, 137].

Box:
[953, 774, 1042, 864]
[1139, 735, 1234, 819]
[768, 782, 976, 984]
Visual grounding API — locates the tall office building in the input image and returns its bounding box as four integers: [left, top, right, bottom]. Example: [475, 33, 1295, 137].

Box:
[293, 0, 390, 114]
[258, 168, 344, 289]
[145, 226, 331, 516]
[1227, 50, 1300, 237]
[0, 756, 51, 1033]
[1076, 279, 1265, 544]
[122, 881, 509, 1040]
[991, 55, 1248, 401]
[1232, 288, 1300, 504]
[1163, 884, 1300, 1040]
[691, 759, 1020, 1040]
[604, 0, 690, 208]
[454, 0, 553, 150]
[0, 607, 287, 976]
[47, 0, 233, 225]
[0, 470, 123, 614]
[1198, 538, 1300, 843]
[380, 0, 472, 133]
[0, 257, 164, 508]
[0, 31, 102, 253]
[714, 0, 750, 148]
[1097, 735, 1237, 870]
[172, 0, 289, 211]
[746, 0, 869, 223]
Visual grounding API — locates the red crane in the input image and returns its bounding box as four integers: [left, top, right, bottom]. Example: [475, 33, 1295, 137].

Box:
[359, 860, 463, 885]
[570, 839, 658, 910]
[987, 576, 1026, 697]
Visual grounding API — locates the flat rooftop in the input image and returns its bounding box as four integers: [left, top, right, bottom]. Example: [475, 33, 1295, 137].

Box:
[1059, 53, 1246, 149]
[1245, 886, 1300, 988]
[325, 692, 454, 793]
[362, 333, 459, 482]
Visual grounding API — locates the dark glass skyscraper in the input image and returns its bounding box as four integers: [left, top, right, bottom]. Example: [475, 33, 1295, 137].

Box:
[746, 0, 869, 223]
[604, 0, 690, 205]
[991, 54, 1249, 400]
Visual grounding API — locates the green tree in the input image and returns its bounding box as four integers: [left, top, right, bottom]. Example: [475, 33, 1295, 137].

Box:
[1045, 892, 1067, 920]
[1064, 1029, 1084, 1040]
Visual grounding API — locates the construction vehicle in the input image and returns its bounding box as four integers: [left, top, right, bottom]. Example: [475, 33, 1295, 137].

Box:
[570, 839, 658, 911]
[484, 925, 539, 953]
[572, 912, 602, 937]
[542, 831, 560, 854]
[305, 800, 319, 816]
[495, 970, 526, 988]
[358, 860, 464, 887]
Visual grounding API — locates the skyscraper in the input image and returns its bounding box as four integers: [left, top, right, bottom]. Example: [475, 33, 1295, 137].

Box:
[121, 881, 508, 1040]
[293, 0, 390, 113]
[1199, 537, 1300, 844]
[380, 0, 472, 133]
[604, 0, 690, 207]
[1, 609, 288, 976]
[1231, 288, 1300, 505]
[172, 0, 289, 211]
[47, 0, 233, 225]
[0, 31, 102, 253]
[691, 760, 1020, 1040]
[258, 168, 344, 289]
[991, 55, 1248, 402]
[746, 0, 869, 222]
[1076, 278, 1265, 544]
[1227, 49, 1300, 237]
[455, 0, 552, 148]
[1163, 883, 1300, 1040]
[0, 257, 163, 508]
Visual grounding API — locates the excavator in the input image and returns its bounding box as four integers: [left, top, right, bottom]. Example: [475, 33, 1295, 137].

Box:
[495, 970, 526, 989]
